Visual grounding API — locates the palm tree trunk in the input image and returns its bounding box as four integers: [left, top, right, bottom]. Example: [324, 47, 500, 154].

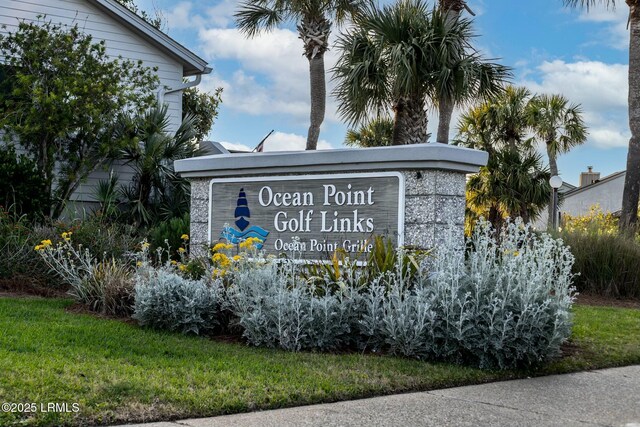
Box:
[436, 97, 454, 143]
[392, 96, 428, 145]
[436, 2, 463, 144]
[620, 2, 640, 233]
[306, 51, 326, 150]
[298, 16, 330, 151]
[546, 142, 559, 229]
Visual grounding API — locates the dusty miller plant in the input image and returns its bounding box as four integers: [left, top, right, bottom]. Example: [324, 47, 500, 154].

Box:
[360, 219, 576, 368]
[133, 266, 223, 335]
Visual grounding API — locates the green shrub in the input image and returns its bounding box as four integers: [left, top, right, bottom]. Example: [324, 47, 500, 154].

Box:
[560, 230, 640, 299]
[0, 208, 52, 282]
[54, 215, 140, 261]
[0, 145, 49, 218]
[147, 213, 190, 258]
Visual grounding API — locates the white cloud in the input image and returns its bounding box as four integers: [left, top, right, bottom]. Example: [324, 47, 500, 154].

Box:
[197, 27, 342, 122]
[589, 128, 629, 148]
[205, 0, 239, 28]
[221, 132, 332, 152]
[163, 1, 205, 31]
[521, 59, 630, 150]
[576, 4, 629, 50]
[524, 60, 627, 110]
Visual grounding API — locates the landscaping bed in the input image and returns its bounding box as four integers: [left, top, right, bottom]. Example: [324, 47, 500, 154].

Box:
[0, 297, 638, 427]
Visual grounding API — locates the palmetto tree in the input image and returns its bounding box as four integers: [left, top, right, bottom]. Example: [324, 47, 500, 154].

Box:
[457, 86, 534, 152]
[564, 0, 640, 232]
[235, 0, 365, 151]
[527, 94, 587, 226]
[456, 87, 550, 229]
[119, 104, 199, 226]
[334, 0, 507, 146]
[433, 0, 511, 144]
[333, 0, 473, 145]
[344, 116, 394, 147]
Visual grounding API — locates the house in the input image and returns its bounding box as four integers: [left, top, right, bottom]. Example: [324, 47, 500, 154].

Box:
[559, 168, 625, 218]
[534, 167, 625, 229]
[0, 0, 211, 210]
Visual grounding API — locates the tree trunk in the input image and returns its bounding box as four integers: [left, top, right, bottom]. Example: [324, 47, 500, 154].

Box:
[392, 96, 428, 145]
[546, 142, 559, 229]
[306, 52, 326, 150]
[620, 2, 640, 233]
[298, 16, 330, 151]
[436, 97, 454, 144]
[436, 2, 463, 144]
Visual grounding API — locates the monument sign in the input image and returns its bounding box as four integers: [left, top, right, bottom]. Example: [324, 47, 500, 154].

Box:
[209, 172, 404, 260]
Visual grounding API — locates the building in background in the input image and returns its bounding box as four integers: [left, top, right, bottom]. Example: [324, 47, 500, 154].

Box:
[534, 166, 625, 229]
[0, 0, 210, 211]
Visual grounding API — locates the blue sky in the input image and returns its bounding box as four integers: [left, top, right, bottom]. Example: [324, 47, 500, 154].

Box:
[138, 0, 630, 186]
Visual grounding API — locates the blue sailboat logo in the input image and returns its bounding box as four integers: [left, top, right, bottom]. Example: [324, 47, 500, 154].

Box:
[235, 188, 251, 231]
[220, 188, 269, 249]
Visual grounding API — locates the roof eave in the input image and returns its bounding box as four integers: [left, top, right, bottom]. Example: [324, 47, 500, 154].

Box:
[90, 0, 210, 76]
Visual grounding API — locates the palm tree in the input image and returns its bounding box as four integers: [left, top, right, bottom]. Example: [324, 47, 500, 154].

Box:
[344, 117, 394, 147]
[334, 1, 508, 146]
[235, 0, 364, 151]
[333, 0, 475, 145]
[456, 87, 550, 230]
[466, 150, 551, 230]
[456, 86, 534, 152]
[564, 0, 640, 232]
[118, 104, 199, 226]
[434, 0, 511, 144]
[527, 94, 588, 227]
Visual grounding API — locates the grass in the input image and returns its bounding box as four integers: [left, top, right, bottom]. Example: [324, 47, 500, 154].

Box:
[0, 298, 639, 426]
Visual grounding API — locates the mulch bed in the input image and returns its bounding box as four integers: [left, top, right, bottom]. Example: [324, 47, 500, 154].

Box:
[0, 277, 68, 298]
[576, 293, 640, 310]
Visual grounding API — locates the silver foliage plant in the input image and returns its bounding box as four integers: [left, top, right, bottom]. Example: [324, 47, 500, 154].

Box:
[361, 219, 576, 368]
[227, 219, 576, 369]
[226, 262, 362, 351]
[133, 267, 223, 335]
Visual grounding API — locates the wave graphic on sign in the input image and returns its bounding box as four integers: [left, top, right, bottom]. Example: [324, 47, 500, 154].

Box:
[219, 188, 269, 249]
[221, 226, 269, 249]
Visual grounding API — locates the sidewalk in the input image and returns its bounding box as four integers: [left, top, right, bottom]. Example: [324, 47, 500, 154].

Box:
[119, 365, 640, 427]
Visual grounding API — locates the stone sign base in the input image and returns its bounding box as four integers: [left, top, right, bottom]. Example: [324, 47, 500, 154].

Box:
[175, 143, 487, 259]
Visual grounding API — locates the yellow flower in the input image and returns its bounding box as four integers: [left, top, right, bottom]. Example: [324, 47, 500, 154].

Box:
[178, 264, 187, 271]
[178, 247, 186, 253]
[239, 237, 262, 249]
[34, 245, 42, 251]
[136, 261, 143, 267]
[171, 260, 178, 265]
[212, 242, 233, 252]
[212, 252, 231, 268]
[232, 255, 242, 262]
[181, 234, 189, 241]
[141, 242, 150, 249]
[212, 268, 226, 277]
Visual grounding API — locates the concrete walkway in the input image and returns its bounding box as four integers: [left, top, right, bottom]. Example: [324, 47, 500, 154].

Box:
[120, 365, 640, 427]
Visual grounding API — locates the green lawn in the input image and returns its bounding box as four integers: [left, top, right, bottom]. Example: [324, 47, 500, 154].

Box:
[0, 298, 639, 426]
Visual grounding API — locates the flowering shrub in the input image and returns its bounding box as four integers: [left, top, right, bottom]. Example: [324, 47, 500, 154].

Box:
[562, 205, 618, 235]
[35, 233, 134, 315]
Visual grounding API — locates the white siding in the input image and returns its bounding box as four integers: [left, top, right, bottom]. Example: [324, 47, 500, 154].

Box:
[0, 0, 186, 202]
[560, 173, 625, 217]
[533, 173, 625, 229]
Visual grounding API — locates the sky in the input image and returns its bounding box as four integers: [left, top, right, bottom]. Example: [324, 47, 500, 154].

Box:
[137, 0, 631, 186]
